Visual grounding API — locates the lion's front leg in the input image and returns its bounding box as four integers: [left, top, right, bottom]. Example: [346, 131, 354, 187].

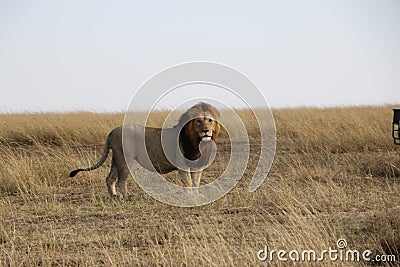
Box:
[191, 171, 202, 187]
[178, 169, 192, 187]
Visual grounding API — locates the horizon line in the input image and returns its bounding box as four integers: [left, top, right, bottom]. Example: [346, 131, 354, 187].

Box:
[0, 103, 399, 115]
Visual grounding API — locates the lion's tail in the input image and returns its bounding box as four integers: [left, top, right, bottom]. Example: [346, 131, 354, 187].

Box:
[69, 133, 111, 178]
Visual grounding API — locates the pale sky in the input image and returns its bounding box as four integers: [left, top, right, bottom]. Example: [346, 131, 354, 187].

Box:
[0, 1, 399, 112]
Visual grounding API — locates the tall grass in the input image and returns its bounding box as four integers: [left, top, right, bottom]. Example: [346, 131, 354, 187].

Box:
[0, 105, 399, 266]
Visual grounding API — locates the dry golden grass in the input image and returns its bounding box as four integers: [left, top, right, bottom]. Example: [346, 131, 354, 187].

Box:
[0, 106, 399, 266]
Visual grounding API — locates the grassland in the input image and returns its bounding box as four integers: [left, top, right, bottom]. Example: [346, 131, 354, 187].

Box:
[0, 106, 399, 266]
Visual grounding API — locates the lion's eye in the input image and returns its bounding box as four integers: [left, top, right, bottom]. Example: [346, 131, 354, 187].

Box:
[196, 119, 202, 125]
[208, 118, 212, 123]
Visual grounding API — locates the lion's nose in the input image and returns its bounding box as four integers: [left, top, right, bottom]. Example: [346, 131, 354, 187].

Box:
[203, 130, 209, 134]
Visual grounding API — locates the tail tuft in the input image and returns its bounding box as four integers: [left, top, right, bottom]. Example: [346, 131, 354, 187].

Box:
[69, 169, 83, 178]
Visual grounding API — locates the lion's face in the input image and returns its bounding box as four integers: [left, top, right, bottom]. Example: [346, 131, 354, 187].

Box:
[193, 116, 219, 141]
[180, 103, 221, 145]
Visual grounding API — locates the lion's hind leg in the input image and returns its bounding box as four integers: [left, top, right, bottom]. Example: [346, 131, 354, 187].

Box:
[116, 168, 129, 200]
[106, 157, 118, 198]
[110, 147, 131, 201]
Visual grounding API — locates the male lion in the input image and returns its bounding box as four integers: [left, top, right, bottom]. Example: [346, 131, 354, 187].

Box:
[70, 102, 220, 200]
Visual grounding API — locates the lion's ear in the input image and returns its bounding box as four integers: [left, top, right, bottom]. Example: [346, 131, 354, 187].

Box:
[212, 121, 220, 140]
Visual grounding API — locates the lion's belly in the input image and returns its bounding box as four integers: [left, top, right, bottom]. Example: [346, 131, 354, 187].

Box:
[134, 151, 177, 174]
[124, 125, 180, 174]
[147, 149, 177, 174]
[152, 161, 177, 174]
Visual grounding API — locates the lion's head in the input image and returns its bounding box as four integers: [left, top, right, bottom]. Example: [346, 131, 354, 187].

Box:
[177, 102, 220, 161]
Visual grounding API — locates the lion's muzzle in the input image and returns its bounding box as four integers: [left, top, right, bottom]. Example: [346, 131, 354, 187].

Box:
[201, 136, 212, 141]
